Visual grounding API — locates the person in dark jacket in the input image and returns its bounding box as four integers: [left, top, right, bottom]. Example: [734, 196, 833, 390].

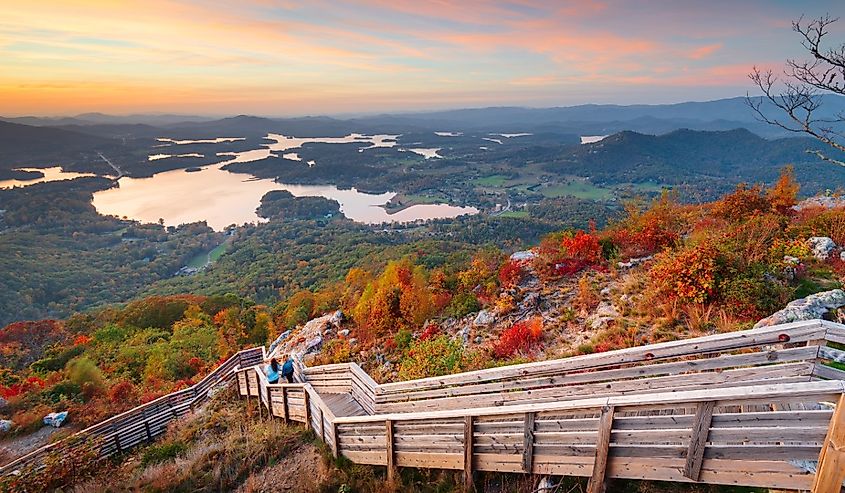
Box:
[265, 358, 280, 384]
[281, 355, 295, 383]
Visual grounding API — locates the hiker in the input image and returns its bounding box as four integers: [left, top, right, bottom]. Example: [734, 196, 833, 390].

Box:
[265, 358, 281, 384]
[281, 354, 295, 383]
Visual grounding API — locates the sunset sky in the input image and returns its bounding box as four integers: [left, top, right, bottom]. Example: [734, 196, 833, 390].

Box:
[0, 0, 840, 116]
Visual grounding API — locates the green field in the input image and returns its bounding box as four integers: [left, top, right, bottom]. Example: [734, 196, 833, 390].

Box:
[540, 181, 614, 201]
[497, 210, 529, 219]
[187, 240, 230, 269]
[473, 174, 510, 187]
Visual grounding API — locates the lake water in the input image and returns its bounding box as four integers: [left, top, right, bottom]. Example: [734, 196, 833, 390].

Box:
[148, 153, 204, 161]
[91, 136, 477, 230]
[0, 167, 96, 189]
[581, 135, 609, 144]
[402, 148, 442, 159]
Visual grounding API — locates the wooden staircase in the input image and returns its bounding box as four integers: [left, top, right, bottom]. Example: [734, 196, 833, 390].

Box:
[3, 320, 845, 492]
[240, 319, 845, 492]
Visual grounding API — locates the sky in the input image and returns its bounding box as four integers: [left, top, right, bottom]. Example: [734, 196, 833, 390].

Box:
[0, 0, 841, 116]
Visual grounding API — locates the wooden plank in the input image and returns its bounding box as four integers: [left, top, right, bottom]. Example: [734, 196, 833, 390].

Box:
[303, 388, 311, 433]
[282, 387, 289, 423]
[811, 393, 845, 493]
[522, 412, 535, 473]
[331, 421, 339, 458]
[587, 405, 614, 493]
[386, 419, 396, 483]
[683, 401, 715, 481]
[814, 363, 845, 381]
[464, 415, 474, 490]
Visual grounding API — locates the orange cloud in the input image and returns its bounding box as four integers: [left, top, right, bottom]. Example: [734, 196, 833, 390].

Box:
[688, 43, 722, 60]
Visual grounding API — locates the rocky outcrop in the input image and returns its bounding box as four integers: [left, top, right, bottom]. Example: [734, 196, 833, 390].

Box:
[270, 310, 344, 359]
[793, 196, 845, 211]
[808, 236, 836, 260]
[754, 289, 845, 328]
[472, 310, 496, 327]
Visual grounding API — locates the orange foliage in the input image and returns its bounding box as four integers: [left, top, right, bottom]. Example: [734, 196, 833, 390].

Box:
[712, 183, 771, 221]
[498, 259, 524, 289]
[768, 166, 800, 214]
[493, 318, 543, 358]
[650, 243, 719, 304]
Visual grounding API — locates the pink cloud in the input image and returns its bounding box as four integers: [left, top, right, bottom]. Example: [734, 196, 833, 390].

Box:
[688, 43, 722, 60]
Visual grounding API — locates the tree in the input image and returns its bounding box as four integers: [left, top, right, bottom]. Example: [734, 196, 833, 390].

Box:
[748, 15, 845, 165]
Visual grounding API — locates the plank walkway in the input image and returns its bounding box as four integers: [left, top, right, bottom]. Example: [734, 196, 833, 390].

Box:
[4, 319, 845, 493]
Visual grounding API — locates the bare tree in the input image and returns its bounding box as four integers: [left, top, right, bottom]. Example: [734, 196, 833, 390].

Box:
[748, 14, 845, 166]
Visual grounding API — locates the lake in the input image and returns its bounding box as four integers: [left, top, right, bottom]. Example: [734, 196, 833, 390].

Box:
[92, 135, 477, 230]
[0, 167, 96, 189]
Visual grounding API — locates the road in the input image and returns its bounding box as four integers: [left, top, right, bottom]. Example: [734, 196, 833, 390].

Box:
[97, 152, 124, 179]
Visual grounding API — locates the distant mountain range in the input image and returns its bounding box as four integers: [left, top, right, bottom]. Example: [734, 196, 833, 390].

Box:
[5, 95, 844, 138]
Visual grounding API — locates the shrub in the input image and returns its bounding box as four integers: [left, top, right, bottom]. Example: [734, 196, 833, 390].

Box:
[768, 165, 800, 214]
[498, 259, 524, 289]
[719, 269, 788, 319]
[493, 318, 543, 359]
[712, 183, 771, 221]
[398, 335, 463, 380]
[30, 345, 85, 373]
[446, 292, 481, 318]
[574, 274, 600, 313]
[418, 323, 440, 341]
[66, 357, 105, 400]
[141, 441, 188, 467]
[650, 243, 719, 304]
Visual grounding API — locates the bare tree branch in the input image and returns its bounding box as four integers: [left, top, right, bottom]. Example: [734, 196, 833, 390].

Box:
[746, 14, 845, 166]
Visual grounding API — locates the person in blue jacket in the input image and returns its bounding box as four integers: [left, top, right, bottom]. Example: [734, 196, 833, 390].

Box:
[281, 355, 295, 383]
[265, 358, 280, 384]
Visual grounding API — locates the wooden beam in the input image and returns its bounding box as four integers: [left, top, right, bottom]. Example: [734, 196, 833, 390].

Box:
[587, 405, 615, 493]
[683, 400, 715, 481]
[266, 385, 274, 418]
[522, 412, 535, 473]
[303, 389, 311, 431]
[811, 393, 845, 493]
[319, 406, 326, 441]
[282, 387, 289, 424]
[386, 419, 397, 484]
[331, 421, 339, 458]
[254, 371, 262, 418]
[464, 415, 474, 491]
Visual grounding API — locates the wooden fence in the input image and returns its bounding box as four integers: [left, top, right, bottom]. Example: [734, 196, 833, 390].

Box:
[238, 320, 845, 493]
[0, 347, 264, 475]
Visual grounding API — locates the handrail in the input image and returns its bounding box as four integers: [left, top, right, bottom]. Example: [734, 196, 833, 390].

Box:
[0, 347, 264, 474]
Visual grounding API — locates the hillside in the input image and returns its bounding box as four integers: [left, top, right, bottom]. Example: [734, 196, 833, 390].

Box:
[5, 169, 845, 492]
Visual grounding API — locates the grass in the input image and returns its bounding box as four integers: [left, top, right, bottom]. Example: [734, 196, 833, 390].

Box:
[186, 240, 230, 269]
[540, 180, 615, 201]
[473, 174, 509, 187]
[497, 210, 529, 219]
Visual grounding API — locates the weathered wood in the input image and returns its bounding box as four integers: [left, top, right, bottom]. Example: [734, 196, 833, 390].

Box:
[522, 412, 536, 473]
[304, 389, 312, 432]
[811, 394, 845, 493]
[683, 401, 715, 481]
[282, 387, 289, 423]
[464, 415, 474, 490]
[587, 405, 615, 493]
[331, 421, 339, 458]
[386, 419, 396, 483]
[320, 406, 326, 441]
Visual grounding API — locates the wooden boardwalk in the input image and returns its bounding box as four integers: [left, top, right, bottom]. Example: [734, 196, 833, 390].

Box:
[3, 320, 845, 492]
[245, 319, 845, 493]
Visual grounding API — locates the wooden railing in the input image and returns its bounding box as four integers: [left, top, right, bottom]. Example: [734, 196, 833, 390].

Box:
[239, 320, 845, 492]
[0, 347, 264, 475]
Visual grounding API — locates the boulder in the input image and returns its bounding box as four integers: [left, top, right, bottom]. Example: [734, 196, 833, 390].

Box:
[328, 310, 344, 325]
[594, 301, 619, 318]
[305, 335, 323, 353]
[754, 289, 845, 328]
[473, 310, 496, 327]
[793, 196, 845, 211]
[338, 329, 350, 337]
[510, 250, 537, 262]
[617, 255, 653, 269]
[808, 236, 836, 260]
[43, 411, 68, 428]
[0, 420, 12, 433]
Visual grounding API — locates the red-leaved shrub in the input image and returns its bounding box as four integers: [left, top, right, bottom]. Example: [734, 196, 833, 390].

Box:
[493, 318, 543, 358]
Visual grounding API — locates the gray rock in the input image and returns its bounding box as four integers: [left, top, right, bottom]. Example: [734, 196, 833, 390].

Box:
[473, 310, 496, 327]
[305, 335, 323, 353]
[0, 420, 12, 433]
[338, 329, 350, 337]
[808, 236, 836, 260]
[783, 255, 800, 265]
[754, 289, 845, 328]
[793, 196, 845, 211]
[594, 301, 619, 318]
[617, 255, 653, 269]
[840, 251, 845, 261]
[348, 338, 357, 345]
[522, 292, 540, 308]
[510, 250, 536, 261]
[474, 336, 483, 344]
[328, 310, 344, 325]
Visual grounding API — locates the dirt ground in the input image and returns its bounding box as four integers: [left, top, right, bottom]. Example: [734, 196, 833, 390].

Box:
[236, 441, 331, 493]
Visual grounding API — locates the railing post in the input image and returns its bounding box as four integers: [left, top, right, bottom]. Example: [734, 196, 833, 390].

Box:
[254, 371, 262, 418]
[684, 401, 715, 481]
[144, 421, 153, 442]
[522, 412, 535, 473]
[386, 419, 396, 484]
[319, 406, 326, 441]
[266, 385, 274, 418]
[331, 421, 339, 458]
[304, 389, 311, 430]
[811, 393, 845, 493]
[282, 386, 289, 423]
[587, 405, 615, 493]
[464, 415, 475, 491]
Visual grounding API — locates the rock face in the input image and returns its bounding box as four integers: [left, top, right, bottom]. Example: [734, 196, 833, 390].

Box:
[793, 196, 845, 211]
[270, 311, 344, 359]
[473, 310, 496, 327]
[754, 289, 845, 328]
[808, 236, 836, 260]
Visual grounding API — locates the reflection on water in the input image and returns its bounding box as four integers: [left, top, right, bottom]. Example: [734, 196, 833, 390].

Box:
[157, 137, 245, 145]
[0, 167, 96, 189]
[92, 148, 477, 230]
[265, 133, 398, 152]
[148, 153, 204, 161]
[581, 135, 608, 144]
[402, 148, 442, 159]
